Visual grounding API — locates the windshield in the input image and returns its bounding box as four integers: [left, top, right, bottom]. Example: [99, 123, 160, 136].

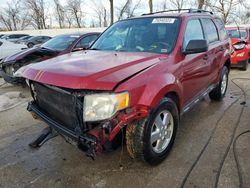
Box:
[91, 17, 180, 54]
[227, 29, 247, 39]
[41, 35, 79, 51]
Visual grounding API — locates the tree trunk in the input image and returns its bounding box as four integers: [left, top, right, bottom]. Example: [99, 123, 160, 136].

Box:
[149, 0, 153, 13]
[109, 0, 114, 25]
[197, 0, 205, 9]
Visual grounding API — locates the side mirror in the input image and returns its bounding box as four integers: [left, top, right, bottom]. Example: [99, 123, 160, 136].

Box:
[183, 39, 208, 55]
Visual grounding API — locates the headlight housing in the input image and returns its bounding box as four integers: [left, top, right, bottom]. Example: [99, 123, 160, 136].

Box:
[83, 92, 129, 122]
[233, 42, 245, 50]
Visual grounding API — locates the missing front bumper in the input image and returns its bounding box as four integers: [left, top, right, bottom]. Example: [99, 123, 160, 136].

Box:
[27, 102, 98, 159]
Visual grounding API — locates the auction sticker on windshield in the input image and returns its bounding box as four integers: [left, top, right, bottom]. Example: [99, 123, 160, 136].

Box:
[152, 18, 176, 24]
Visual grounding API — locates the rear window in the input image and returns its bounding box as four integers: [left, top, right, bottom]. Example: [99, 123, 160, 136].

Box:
[227, 29, 247, 39]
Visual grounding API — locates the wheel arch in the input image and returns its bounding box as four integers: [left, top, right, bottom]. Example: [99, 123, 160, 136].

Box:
[165, 91, 180, 113]
[224, 58, 231, 72]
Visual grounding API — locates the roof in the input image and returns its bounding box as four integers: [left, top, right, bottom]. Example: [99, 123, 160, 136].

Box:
[127, 9, 219, 21]
[53, 32, 101, 38]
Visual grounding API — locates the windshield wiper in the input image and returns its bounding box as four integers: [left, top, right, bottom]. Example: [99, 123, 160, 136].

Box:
[40, 47, 60, 52]
[89, 48, 100, 50]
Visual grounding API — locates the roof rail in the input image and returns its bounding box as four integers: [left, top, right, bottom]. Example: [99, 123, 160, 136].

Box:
[141, 8, 213, 16]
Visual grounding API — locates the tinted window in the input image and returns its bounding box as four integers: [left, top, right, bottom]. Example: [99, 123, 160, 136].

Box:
[0, 41, 2, 46]
[41, 35, 78, 51]
[91, 17, 180, 54]
[75, 35, 98, 48]
[214, 19, 228, 40]
[183, 19, 204, 49]
[201, 19, 219, 43]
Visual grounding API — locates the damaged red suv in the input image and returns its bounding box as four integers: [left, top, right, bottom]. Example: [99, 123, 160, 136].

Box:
[226, 26, 250, 70]
[22, 9, 231, 165]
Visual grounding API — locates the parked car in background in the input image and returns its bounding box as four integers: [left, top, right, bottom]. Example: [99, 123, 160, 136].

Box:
[0, 34, 5, 38]
[14, 35, 33, 44]
[226, 26, 250, 70]
[23, 9, 231, 165]
[2, 34, 29, 42]
[24, 36, 52, 48]
[0, 39, 27, 60]
[0, 32, 100, 84]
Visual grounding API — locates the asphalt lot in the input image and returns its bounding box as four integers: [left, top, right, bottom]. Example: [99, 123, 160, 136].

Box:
[0, 69, 249, 188]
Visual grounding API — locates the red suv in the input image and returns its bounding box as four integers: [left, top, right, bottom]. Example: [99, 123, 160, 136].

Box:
[22, 9, 231, 165]
[226, 26, 250, 70]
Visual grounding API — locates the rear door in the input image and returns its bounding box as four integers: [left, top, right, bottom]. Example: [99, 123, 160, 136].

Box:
[201, 18, 224, 84]
[182, 18, 210, 105]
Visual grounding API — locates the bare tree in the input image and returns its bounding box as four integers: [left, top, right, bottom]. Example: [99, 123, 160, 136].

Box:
[67, 0, 84, 28]
[207, 0, 240, 23]
[54, 0, 65, 28]
[0, 12, 12, 31]
[170, 0, 184, 11]
[91, 0, 108, 27]
[24, 0, 47, 29]
[116, 0, 142, 20]
[117, 0, 131, 20]
[0, 0, 31, 31]
[65, 11, 74, 28]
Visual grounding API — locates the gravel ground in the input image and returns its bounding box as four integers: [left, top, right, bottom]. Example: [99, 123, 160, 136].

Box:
[0, 69, 249, 188]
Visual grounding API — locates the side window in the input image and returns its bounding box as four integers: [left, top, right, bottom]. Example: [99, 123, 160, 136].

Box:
[183, 19, 204, 49]
[75, 35, 99, 49]
[214, 18, 228, 40]
[201, 18, 219, 43]
[0, 41, 2, 46]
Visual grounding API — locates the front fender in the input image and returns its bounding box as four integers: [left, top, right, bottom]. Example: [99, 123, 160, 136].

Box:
[138, 73, 183, 109]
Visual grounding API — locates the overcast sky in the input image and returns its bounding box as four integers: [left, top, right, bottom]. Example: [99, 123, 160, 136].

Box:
[0, 0, 249, 28]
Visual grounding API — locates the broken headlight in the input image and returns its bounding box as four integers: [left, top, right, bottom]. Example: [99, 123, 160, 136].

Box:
[233, 42, 245, 50]
[83, 92, 129, 122]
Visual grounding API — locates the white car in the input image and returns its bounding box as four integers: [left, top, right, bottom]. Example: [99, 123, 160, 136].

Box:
[0, 39, 27, 60]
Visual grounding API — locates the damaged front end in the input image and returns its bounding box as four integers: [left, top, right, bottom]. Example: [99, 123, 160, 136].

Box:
[0, 60, 26, 84]
[27, 81, 149, 159]
[0, 49, 58, 84]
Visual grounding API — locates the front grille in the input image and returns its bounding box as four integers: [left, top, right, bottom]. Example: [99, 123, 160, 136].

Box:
[33, 82, 81, 132]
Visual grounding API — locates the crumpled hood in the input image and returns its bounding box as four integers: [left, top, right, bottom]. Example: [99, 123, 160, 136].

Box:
[22, 50, 163, 90]
[230, 38, 245, 45]
[3, 47, 39, 62]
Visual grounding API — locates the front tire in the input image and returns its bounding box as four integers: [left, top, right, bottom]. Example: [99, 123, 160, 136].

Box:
[241, 60, 248, 71]
[126, 98, 179, 165]
[209, 66, 229, 101]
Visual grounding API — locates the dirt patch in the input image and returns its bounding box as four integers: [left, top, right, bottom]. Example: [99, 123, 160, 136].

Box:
[0, 91, 27, 112]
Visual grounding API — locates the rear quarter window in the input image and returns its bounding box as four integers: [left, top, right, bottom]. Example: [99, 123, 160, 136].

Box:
[201, 18, 219, 43]
[214, 19, 228, 40]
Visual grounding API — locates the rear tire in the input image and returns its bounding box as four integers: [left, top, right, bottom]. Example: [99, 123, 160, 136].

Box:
[126, 98, 179, 165]
[209, 66, 229, 101]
